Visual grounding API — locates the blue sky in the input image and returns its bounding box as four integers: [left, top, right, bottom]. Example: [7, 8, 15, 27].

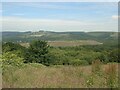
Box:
[1, 2, 118, 32]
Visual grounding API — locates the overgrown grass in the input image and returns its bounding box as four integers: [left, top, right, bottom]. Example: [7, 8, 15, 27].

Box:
[104, 63, 118, 88]
[2, 63, 119, 88]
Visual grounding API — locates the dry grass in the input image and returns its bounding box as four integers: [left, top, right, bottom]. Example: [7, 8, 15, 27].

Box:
[2, 63, 119, 88]
[104, 63, 118, 88]
[20, 40, 102, 47]
[91, 60, 102, 75]
[0, 68, 2, 89]
[48, 40, 102, 47]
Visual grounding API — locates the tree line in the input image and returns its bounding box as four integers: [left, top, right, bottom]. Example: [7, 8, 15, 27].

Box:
[2, 40, 119, 67]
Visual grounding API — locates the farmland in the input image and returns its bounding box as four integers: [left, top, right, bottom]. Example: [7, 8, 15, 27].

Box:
[48, 40, 102, 47]
[20, 40, 102, 47]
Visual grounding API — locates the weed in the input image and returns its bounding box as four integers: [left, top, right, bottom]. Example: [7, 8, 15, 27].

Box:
[86, 74, 94, 88]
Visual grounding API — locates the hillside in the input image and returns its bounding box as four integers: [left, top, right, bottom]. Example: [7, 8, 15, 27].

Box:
[2, 31, 118, 45]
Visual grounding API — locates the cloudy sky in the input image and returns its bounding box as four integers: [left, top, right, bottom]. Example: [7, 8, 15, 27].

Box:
[1, 2, 118, 32]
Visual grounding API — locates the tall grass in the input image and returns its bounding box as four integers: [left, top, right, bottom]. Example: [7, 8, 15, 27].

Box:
[2, 63, 118, 88]
[91, 59, 102, 75]
[104, 63, 118, 88]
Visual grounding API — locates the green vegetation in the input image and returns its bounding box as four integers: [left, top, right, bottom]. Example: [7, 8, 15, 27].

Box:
[3, 40, 120, 66]
[24, 40, 49, 65]
[2, 31, 119, 43]
[1, 31, 119, 88]
[2, 40, 119, 66]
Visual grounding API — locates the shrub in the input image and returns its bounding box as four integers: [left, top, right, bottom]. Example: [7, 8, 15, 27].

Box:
[70, 59, 89, 66]
[2, 52, 24, 67]
[109, 49, 120, 63]
[0, 54, 2, 68]
[98, 52, 109, 64]
[2, 42, 27, 59]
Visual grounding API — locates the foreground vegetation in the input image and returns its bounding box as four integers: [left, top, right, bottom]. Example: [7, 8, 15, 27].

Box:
[1, 40, 119, 88]
[2, 40, 119, 66]
[2, 63, 118, 88]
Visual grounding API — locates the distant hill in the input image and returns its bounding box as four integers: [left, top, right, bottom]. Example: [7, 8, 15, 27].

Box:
[2, 31, 119, 44]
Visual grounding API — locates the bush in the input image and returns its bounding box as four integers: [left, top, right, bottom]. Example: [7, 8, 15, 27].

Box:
[2, 42, 27, 58]
[98, 52, 109, 64]
[70, 59, 89, 66]
[2, 52, 24, 67]
[109, 49, 120, 63]
[0, 54, 2, 68]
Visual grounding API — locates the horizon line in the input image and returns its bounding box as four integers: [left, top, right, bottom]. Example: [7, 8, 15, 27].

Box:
[1, 30, 119, 33]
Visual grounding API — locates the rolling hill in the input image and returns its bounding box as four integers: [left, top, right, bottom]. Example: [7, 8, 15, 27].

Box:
[2, 31, 118, 45]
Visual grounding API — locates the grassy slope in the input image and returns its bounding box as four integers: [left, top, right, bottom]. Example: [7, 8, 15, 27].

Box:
[2, 63, 118, 88]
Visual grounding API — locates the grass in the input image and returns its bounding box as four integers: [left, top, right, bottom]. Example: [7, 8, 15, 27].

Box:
[0, 68, 2, 89]
[104, 63, 118, 88]
[2, 63, 119, 88]
[48, 40, 102, 47]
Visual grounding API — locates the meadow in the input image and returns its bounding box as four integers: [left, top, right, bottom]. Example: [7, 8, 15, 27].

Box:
[2, 63, 119, 88]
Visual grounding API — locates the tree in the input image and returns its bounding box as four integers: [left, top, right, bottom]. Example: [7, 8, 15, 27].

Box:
[2, 42, 27, 58]
[2, 42, 17, 52]
[109, 49, 120, 63]
[98, 51, 109, 63]
[24, 40, 49, 65]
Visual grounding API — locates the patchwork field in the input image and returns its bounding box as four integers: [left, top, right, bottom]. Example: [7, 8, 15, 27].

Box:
[20, 40, 102, 47]
[48, 40, 102, 47]
[2, 63, 119, 88]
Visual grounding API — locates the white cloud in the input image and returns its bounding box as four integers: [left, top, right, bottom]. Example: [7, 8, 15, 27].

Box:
[112, 15, 120, 19]
[1, 16, 118, 32]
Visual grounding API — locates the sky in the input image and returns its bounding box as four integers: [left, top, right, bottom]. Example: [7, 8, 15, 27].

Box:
[1, 2, 118, 32]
